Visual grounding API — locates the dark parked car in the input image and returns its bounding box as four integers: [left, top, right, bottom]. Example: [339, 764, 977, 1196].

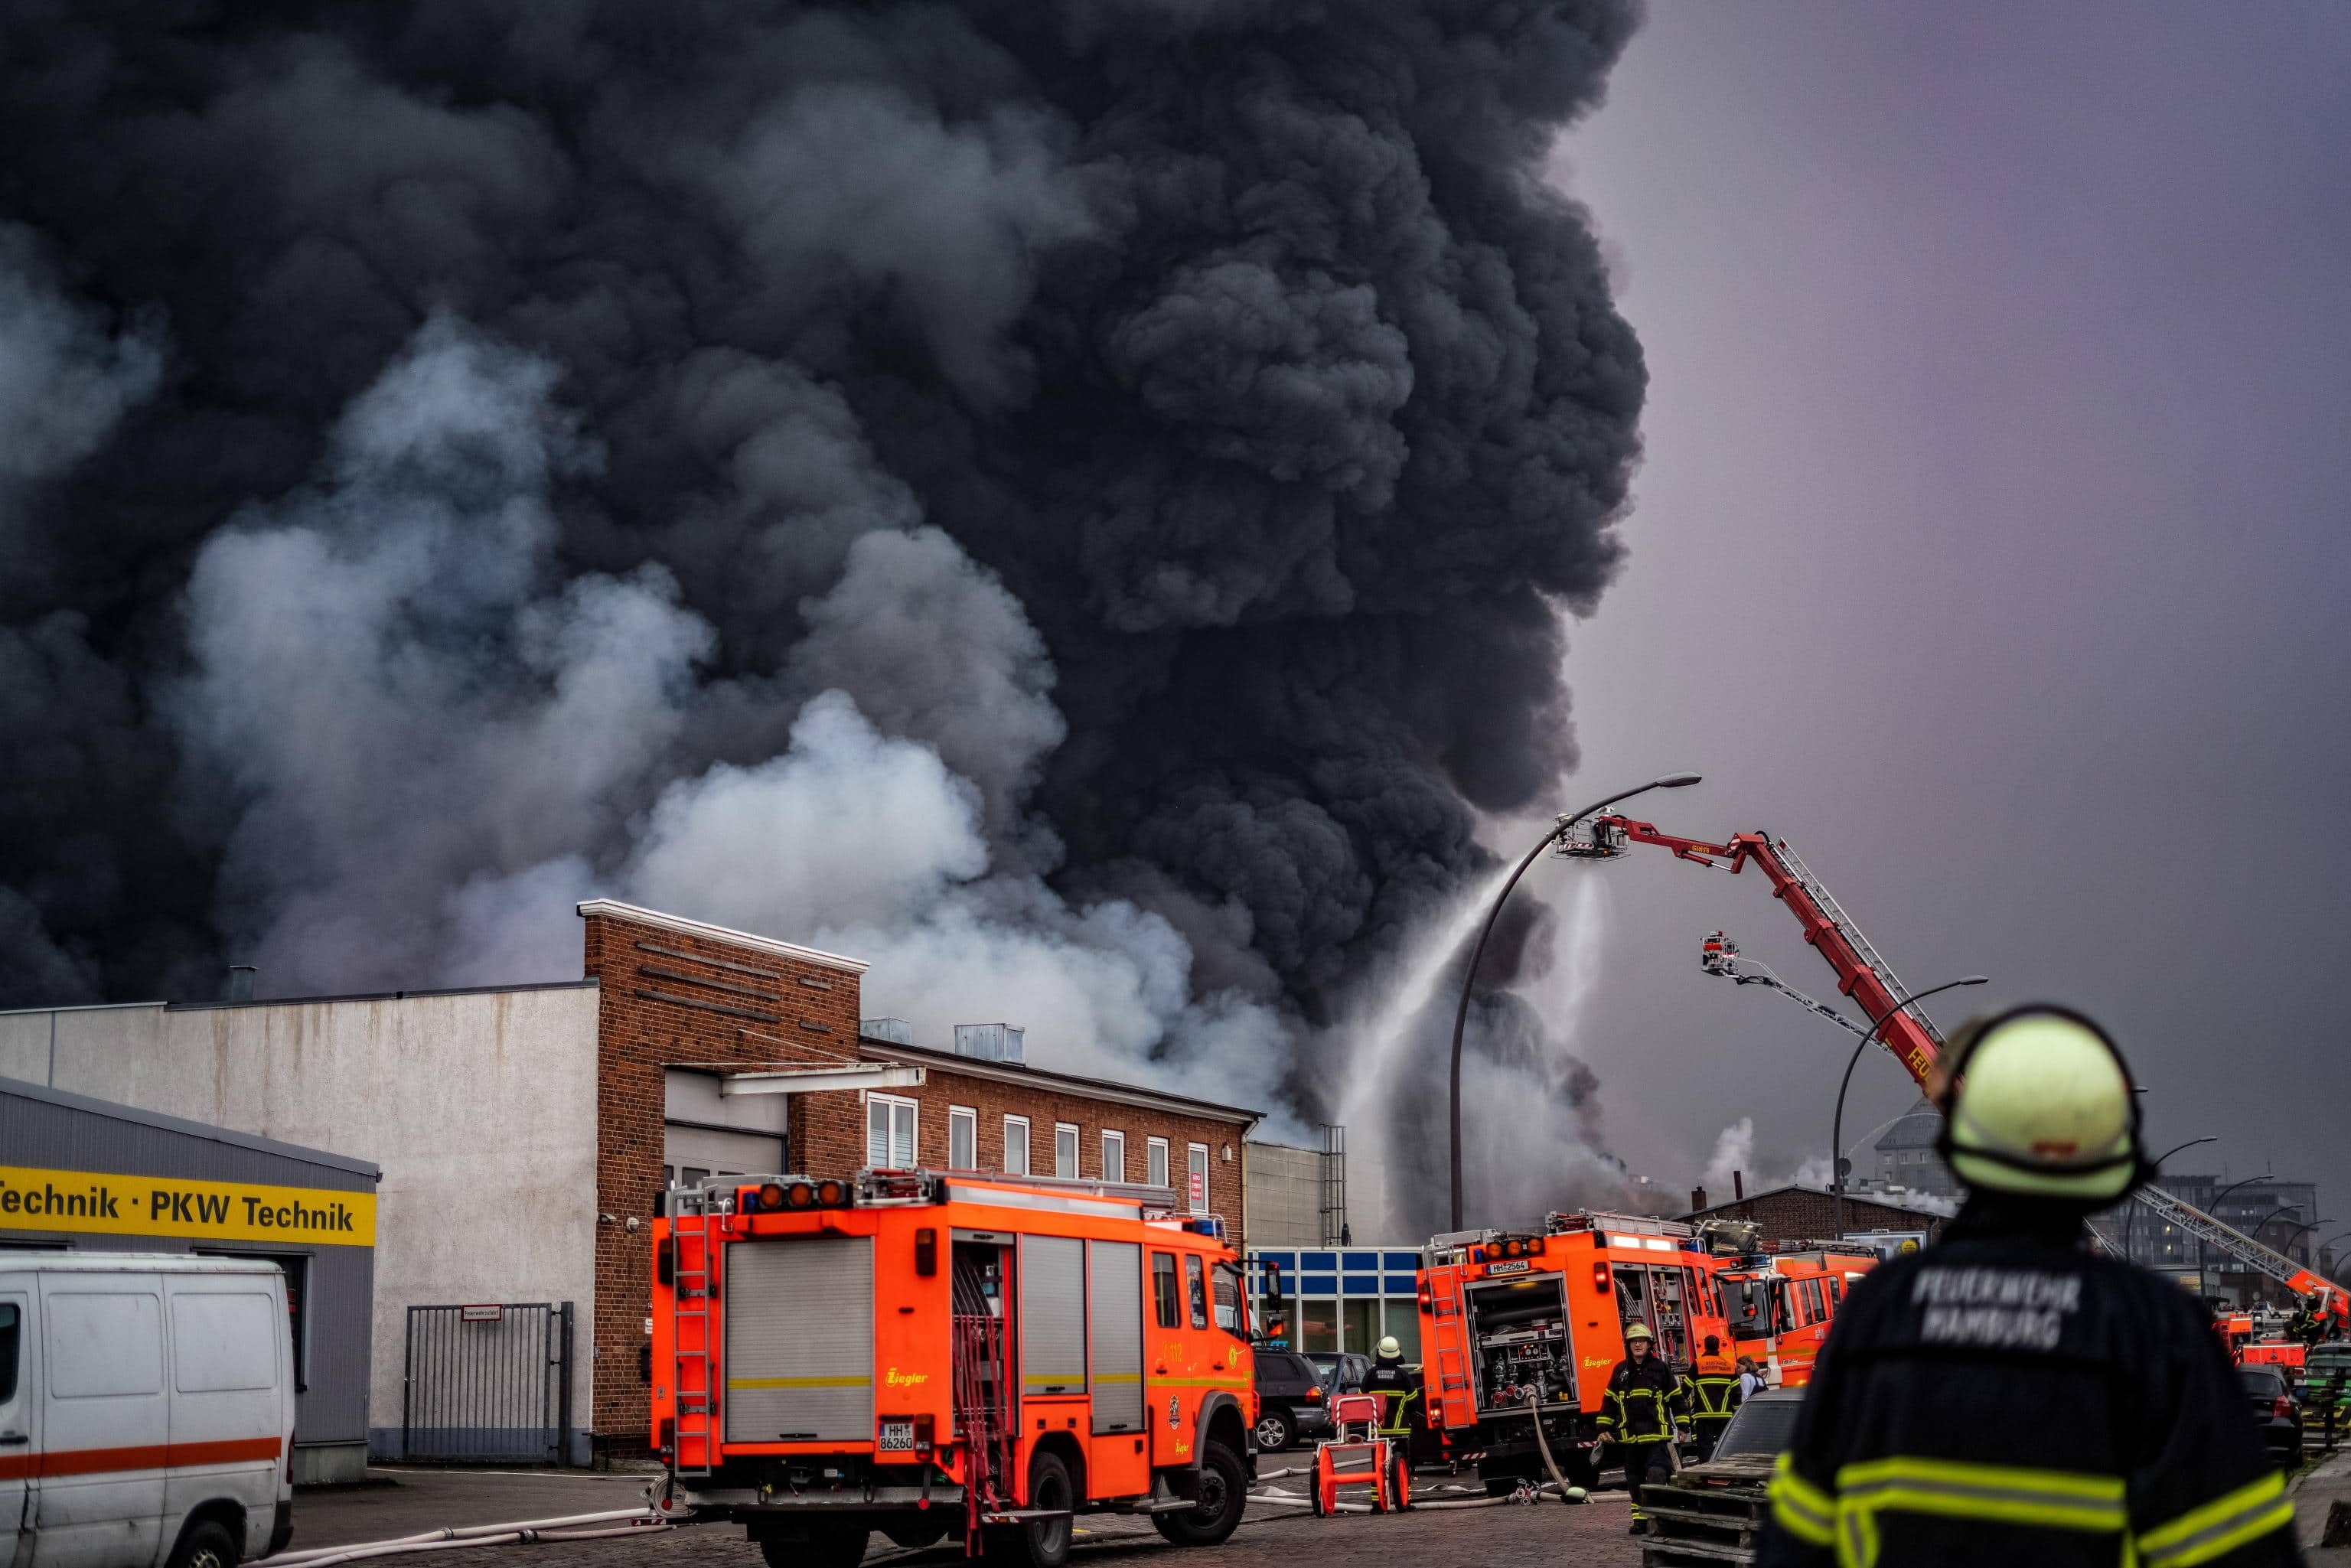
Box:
[1698, 1387, 1806, 1471]
[2241, 1364, 2303, 1465]
[1253, 1348, 1332, 1452]
[1304, 1351, 1372, 1394]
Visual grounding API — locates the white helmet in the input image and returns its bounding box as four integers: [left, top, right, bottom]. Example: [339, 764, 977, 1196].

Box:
[1377, 1335, 1400, 1359]
[1936, 1006, 2145, 1201]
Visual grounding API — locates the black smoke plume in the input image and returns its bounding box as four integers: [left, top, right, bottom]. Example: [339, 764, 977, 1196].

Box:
[0, 0, 1645, 1232]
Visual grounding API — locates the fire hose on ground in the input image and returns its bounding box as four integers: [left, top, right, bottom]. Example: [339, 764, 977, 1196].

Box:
[262, 1508, 668, 1566]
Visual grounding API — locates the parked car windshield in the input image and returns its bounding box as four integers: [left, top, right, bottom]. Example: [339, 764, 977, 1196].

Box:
[1711, 1390, 1805, 1459]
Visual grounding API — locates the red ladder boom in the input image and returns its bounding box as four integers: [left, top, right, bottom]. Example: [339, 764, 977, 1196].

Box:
[1587, 817, 1945, 1092]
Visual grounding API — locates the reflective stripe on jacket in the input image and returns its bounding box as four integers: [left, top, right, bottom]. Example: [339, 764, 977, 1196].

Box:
[1692, 1352, 1743, 1423]
[1597, 1356, 1687, 1442]
[1755, 1201, 2300, 1568]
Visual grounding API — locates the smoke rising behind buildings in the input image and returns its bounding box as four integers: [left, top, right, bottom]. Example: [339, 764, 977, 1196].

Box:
[0, 0, 1648, 1233]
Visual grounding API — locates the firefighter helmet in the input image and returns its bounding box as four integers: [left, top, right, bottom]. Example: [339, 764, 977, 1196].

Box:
[1935, 1006, 2147, 1201]
[1377, 1335, 1400, 1358]
[1624, 1322, 1655, 1343]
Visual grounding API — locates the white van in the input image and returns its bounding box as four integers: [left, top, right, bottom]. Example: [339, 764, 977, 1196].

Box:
[1, 1254, 296, 1566]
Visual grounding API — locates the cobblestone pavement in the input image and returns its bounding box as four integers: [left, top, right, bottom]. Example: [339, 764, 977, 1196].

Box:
[307, 1469, 1646, 1568]
[474, 1491, 1642, 1567]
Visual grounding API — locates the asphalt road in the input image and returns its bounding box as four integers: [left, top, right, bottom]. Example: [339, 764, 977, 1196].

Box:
[293, 1466, 1648, 1567]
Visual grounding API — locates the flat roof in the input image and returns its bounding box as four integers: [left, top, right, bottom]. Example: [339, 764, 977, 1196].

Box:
[0, 980, 598, 1019]
[1681, 1182, 1949, 1224]
[0, 1075, 380, 1178]
[856, 1034, 1262, 1127]
[578, 899, 868, 975]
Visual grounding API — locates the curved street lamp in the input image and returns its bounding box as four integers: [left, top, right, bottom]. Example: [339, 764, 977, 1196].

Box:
[1830, 975, 1989, 1231]
[2197, 1175, 2279, 1286]
[2152, 1136, 2218, 1169]
[1446, 771, 1703, 1229]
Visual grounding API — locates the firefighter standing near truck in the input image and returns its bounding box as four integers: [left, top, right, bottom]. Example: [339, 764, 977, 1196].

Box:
[1599, 1321, 1690, 1536]
[1689, 1334, 1743, 1462]
[1759, 1006, 2303, 1566]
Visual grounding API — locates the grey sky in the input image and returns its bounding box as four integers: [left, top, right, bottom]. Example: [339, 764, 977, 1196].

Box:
[1529, 3, 2351, 1221]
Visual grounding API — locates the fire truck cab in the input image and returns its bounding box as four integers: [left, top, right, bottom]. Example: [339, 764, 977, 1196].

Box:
[651, 1169, 1255, 1567]
[1417, 1211, 1732, 1494]
[1717, 1242, 1877, 1387]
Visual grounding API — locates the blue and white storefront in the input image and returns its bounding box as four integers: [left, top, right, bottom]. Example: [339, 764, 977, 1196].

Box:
[1247, 1246, 1425, 1361]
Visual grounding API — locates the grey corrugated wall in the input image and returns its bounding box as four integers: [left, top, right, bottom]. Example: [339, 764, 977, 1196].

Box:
[0, 1078, 377, 1471]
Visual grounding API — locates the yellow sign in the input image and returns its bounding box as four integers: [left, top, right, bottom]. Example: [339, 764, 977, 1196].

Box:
[0, 1165, 375, 1247]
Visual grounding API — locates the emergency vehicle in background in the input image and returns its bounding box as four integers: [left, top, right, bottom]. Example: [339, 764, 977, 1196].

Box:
[1417, 1211, 1732, 1495]
[1718, 1240, 1878, 1387]
[650, 1169, 1254, 1568]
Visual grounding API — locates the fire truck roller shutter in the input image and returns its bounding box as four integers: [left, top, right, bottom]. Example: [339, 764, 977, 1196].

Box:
[1020, 1235, 1088, 1399]
[724, 1236, 875, 1442]
[1090, 1240, 1143, 1434]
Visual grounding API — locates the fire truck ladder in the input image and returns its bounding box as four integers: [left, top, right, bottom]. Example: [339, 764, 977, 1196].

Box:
[1766, 838, 1948, 1051]
[2124, 1185, 2347, 1312]
[953, 1312, 1016, 1544]
[672, 1236, 716, 1478]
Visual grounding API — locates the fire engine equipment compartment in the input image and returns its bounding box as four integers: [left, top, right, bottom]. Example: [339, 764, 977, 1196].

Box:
[1464, 1275, 1574, 1415]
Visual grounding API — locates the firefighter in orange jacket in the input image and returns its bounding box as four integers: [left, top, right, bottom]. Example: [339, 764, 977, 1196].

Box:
[1599, 1321, 1689, 1535]
[1689, 1334, 1743, 1461]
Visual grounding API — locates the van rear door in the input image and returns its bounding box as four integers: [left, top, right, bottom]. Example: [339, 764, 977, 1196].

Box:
[38, 1269, 168, 1564]
[165, 1273, 290, 1547]
[0, 1280, 29, 1546]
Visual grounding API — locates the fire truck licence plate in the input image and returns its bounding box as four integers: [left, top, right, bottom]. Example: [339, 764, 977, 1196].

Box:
[1486, 1260, 1530, 1276]
[878, 1420, 915, 1452]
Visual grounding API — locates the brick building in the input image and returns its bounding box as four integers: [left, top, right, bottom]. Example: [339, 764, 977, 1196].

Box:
[1, 898, 1260, 1462]
[1680, 1183, 1951, 1250]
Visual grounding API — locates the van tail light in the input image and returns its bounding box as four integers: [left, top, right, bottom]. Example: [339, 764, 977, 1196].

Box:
[915, 1227, 937, 1277]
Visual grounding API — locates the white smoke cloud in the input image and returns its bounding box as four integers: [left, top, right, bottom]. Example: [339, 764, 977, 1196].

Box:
[1703, 1117, 1755, 1198]
[171, 313, 1296, 1130]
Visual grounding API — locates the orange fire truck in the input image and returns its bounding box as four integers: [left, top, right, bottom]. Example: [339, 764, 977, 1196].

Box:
[1717, 1242, 1878, 1387]
[1417, 1211, 1733, 1493]
[650, 1169, 1255, 1567]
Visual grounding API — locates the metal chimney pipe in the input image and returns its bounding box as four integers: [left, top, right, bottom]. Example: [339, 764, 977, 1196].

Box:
[1691, 1186, 1708, 1212]
[226, 965, 256, 1003]
[1733, 1169, 1746, 1201]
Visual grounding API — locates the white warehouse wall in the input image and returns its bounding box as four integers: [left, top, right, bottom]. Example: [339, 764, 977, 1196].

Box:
[0, 985, 602, 1458]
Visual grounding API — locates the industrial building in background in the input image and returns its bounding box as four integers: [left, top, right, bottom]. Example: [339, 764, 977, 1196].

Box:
[0, 900, 1257, 1463]
[0, 1077, 377, 1482]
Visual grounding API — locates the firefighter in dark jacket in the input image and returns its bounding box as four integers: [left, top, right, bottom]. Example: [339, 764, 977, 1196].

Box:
[1598, 1320, 1689, 1534]
[1759, 1006, 2302, 1567]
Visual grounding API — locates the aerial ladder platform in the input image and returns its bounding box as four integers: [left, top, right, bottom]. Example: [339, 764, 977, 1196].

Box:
[1577, 814, 2347, 1327]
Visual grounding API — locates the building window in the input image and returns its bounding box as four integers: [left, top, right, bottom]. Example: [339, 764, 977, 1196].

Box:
[868, 1094, 918, 1169]
[1102, 1130, 1127, 1183]
[1147, 1137, 1169, 1190]
[948, 1107, 977, 1171]
[1054, 1123, 1079, 1179]
[1188, 1143, 1210, 1213]
[1004, 1116, 1031, 1177]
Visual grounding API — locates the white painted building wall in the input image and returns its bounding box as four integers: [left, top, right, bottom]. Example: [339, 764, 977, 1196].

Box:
[0, 984, 602, 1458]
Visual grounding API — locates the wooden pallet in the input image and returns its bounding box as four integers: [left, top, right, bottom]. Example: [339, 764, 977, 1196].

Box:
[1639, 1455, 1774, 1568]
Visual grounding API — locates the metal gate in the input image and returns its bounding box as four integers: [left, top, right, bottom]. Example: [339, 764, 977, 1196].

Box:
[403, 1302, 574, 1464]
